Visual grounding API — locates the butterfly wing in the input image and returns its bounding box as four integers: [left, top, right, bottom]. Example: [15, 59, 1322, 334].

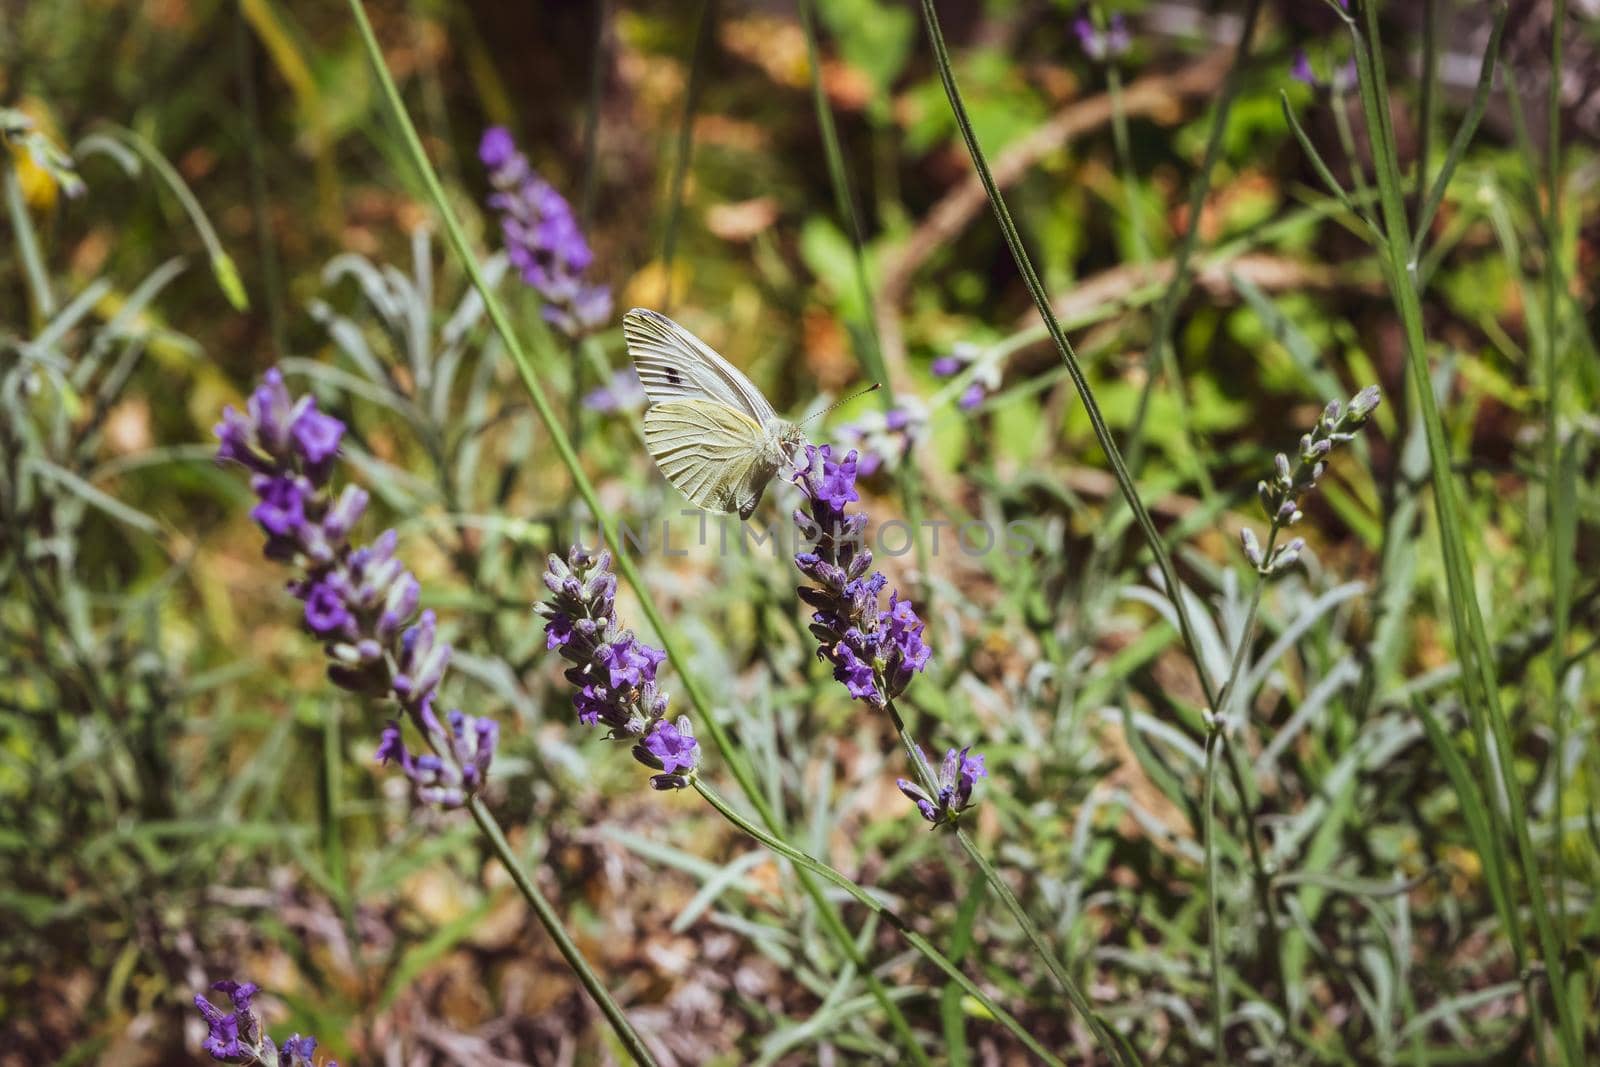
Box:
[643, 399, 779, 519]
[624, 308, 779, 426]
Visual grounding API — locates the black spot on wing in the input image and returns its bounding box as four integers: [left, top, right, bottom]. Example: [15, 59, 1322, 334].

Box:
[666, 366, 684, 386]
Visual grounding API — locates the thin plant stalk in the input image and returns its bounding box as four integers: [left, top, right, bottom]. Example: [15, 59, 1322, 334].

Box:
[468, 797, 658, 1066]
[1345, 6, 1584, 1061]
[577, 0, 608, 231]
[567, 0, 611, 459]
[917, 9, 1292, 1015]
[657, 0, 714, 313]
[692, 779, 1068, 1067]
[1201, 731, 1224, 1062]
[1542, 0, 1572, 962]
[1104, 58, 1149, 265]
[883, 700, 1134, 1066]
[916, 0, 1218, 714]
[81, 123, 249, 311]
[1201, 521, 1279, 1062]
[235, 2, 288, 359]
[1119, 0, 1264, 495]
[1414, 0, 1437, 233]
[795, 0, 934, 602]
[347, 5, 932, 1058]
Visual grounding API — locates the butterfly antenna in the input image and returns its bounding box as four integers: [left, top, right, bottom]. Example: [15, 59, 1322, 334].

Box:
[798, 382, 882, 426]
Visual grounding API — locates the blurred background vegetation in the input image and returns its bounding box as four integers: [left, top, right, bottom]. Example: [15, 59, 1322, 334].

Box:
[2, 0, 1598, 1063]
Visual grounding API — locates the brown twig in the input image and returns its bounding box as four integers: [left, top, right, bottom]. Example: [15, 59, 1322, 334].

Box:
[876, 52, 1235, 368]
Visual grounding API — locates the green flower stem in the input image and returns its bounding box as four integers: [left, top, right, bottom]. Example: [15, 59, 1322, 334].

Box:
[796, 0, 935, 607]
[918, 4, 1291, 1023]
[1119, 0, 1262, 498]
[916, 0, 1218, 715]
[1345, 5, 1583, 1061]
[1201, 730, 1225, 1062]
[1104, 58, 1149, 265]
[1202, 522, 1278, 1062]
[347, 4, 931, 1059]
[692, 779, 1067, 1067]
[883, 699, 1134, 1066]
[468, 797, 657, 1066]
[83, 123, 249, 311]
[657, 0, 713, 312]
[1542, 0, 1572, 964]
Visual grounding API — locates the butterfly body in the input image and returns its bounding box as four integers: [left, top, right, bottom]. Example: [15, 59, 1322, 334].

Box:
[625, 308, 807, 518]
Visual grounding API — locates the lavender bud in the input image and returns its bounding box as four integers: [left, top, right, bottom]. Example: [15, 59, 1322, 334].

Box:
[1345, 384, 1381, 424]
[1240, 527, 1263, 567]
[1270, 537, 1306, 574]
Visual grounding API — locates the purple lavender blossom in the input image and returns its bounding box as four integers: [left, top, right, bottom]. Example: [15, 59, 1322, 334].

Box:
[584, 367, 647, 413]
[641, 718, 700, 775]
[376, 706, 499, 808]
[195, 981, 258, 1061]
[480, 126, 611, 339]
[537, 548, 698, 789]
[281, 1036, 323, 1067]
[215, 369, 495, 808]
[1074, 11, 1130, 62]
[790, 444, 932, 707]
[1290, 49, 1317, 87]
[194, 979, 337, 1065]
[931, 342, 999, 411]
[1291, 49, 1358, 93]
[897, 745, 987, 827]
[836, 401, 928, 478]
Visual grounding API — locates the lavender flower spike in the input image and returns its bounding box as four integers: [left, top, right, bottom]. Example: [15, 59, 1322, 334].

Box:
[835, 399, 928, 478]
[930, 342, 1000, 411]
[480, 126, 611, 339]
[194, 979, 338, 1065]
[791, 444, 932, 707]
[215, 368, 496, 808]
[898, 745, 987, 827]
[1245, 384, 1381, 574]
[537, 547, 697, 789]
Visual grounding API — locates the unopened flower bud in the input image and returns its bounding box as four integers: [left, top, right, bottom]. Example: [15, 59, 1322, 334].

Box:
[1240, 527, 1264, 567]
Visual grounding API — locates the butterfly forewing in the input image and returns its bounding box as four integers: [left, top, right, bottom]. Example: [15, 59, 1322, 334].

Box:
[624, 308, 778, 425]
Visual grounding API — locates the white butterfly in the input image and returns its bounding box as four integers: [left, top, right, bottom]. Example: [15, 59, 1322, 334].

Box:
[624, 308, 808, 520]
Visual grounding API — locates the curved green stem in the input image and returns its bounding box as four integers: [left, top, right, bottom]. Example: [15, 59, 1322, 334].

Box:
[1119, 0, 1262, 496]
[693, 779, 1066, 1067]
[884, 699, 1131, 1063]
[468, 797, 657, 1065]
[916, 0, 1218, 713]
[78, 124, 248, 311]
[4, 162, 55, 319]
[1202, 521, 1279, 1060]
[1202, 730, 1224, 1063]
[1543, 0, 1572, 970]
[346, 4, 930, 1058]
[1345, 7, 1582, 1060]
[1104, 57, 1149, 266]
[658, 0, 714, 313]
